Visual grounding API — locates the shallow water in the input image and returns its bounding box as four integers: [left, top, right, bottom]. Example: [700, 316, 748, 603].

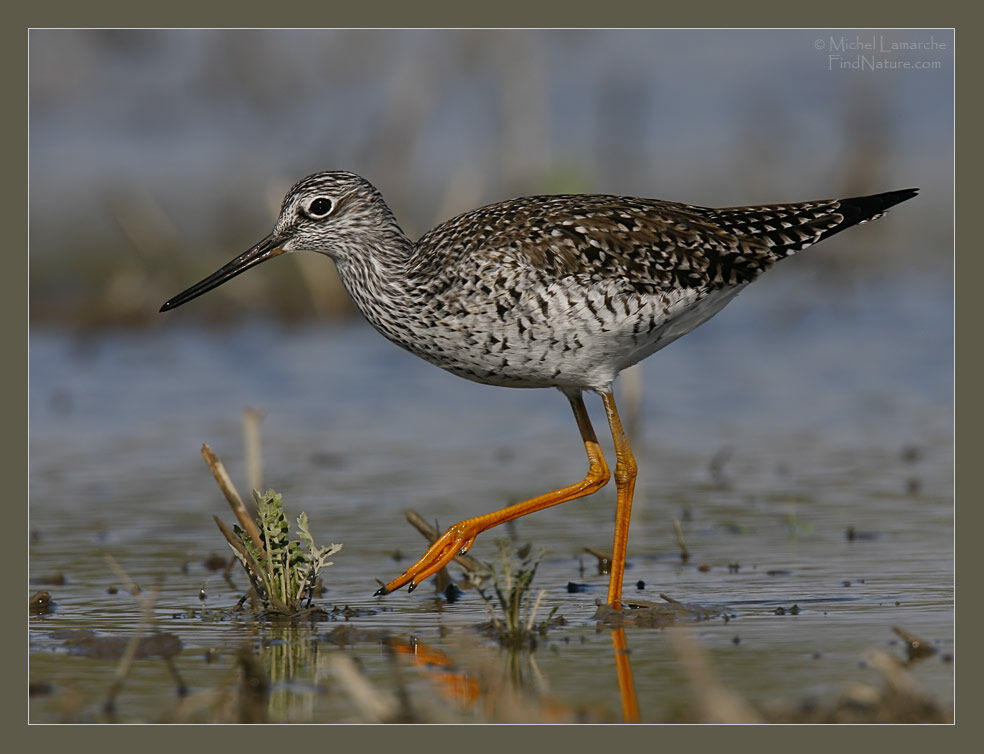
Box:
[29, 270, 953, 723]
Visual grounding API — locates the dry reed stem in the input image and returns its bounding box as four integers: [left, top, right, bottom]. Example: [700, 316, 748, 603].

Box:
[201, 443, 264, 553]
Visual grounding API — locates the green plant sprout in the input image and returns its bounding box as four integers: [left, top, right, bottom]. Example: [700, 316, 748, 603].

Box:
[217, 489, 341, 616]
[476, 539, 560, 650]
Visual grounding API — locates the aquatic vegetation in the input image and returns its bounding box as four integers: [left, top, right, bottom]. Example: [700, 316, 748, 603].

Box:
[202, 443, 341, 617]
[476, 540, 560, 650]
[216, 489, 342, 616]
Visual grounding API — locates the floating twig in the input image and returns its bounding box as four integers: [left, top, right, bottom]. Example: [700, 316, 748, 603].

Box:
[583, 547, 611, 574]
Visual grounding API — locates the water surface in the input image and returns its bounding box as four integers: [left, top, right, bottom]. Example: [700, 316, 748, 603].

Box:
[29, 270, 954, 722]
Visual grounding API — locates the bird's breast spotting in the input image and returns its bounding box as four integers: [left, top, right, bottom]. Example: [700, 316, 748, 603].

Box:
[359, 270, 744, 393]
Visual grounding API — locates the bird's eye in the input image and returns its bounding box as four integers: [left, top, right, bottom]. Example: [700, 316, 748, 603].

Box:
[305, 197, 334, 218]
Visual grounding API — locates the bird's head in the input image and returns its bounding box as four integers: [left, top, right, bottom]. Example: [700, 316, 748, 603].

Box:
[160, 170, 402, 313]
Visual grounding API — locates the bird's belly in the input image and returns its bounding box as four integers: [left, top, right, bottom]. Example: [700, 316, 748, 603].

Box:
[388, 284, 748, 392]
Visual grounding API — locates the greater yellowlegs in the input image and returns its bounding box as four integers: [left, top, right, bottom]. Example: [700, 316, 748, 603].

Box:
[161, 171, 917, 608]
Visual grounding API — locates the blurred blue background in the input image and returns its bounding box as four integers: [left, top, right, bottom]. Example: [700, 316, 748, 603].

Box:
[29, 28, 953, 325]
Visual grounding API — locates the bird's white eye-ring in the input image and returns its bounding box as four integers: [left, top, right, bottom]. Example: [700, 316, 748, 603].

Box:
[304, 197, 335, 219]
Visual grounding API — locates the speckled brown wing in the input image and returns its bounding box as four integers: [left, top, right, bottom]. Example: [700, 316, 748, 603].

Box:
[413, 194, 776, 297]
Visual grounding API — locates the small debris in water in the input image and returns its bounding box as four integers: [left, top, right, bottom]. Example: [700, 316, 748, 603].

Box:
[846, 526, 879, 541]
[443, 583, 463, 603]
[203, 552, 228, 571]
[31, 572, 66, 586]
[596, 594, 726, 628]
[29, 590, 52, 615]
[892, 626, 938, 663]
[331, 604, 377, 621]
[698, 563, 711, 573]
[583, 547, 611, 574]
[62, 630, 183, 659]
[766, 570, 791, 577]
[900, 444, 923, 463]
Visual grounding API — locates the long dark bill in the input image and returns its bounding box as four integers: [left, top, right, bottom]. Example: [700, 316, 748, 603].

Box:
[159, 233, 286, 312]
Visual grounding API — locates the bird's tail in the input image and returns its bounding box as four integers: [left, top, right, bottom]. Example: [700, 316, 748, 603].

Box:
[705, 187, 919, 260]
[815, 188, 920, 243]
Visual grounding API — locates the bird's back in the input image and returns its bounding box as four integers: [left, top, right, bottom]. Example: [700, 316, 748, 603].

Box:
[411, 189, 915, 292]
[380, 188, 917, 392]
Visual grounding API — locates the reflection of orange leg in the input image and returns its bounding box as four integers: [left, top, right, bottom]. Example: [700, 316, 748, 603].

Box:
[389, 637, 481, 706]
[611, 628, 640, 723]
[601, 392, 637, 610]
[377, 392, 611, 596]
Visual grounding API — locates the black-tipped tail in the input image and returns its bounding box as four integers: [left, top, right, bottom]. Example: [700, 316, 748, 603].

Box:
[817, 187, 919, 243]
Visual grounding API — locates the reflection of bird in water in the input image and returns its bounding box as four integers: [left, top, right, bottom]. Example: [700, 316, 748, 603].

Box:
[161, 171, 917, 608]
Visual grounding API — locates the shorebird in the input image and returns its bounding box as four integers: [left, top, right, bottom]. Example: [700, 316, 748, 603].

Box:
[161, 171, 917, 608]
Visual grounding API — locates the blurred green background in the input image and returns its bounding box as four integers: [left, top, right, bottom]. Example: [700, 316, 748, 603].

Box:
[29, 28, 953, 327]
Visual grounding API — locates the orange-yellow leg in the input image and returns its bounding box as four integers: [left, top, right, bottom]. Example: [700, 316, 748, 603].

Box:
[376, 392, 610, 596]
[601, 391, 638, 610]
[611, 627, 640, 722]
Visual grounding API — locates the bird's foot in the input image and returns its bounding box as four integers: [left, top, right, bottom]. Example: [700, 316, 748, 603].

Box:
[374, 522, 478, 596]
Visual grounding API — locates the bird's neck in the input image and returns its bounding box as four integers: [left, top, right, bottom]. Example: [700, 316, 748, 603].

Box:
[332, 225, 420, 344]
